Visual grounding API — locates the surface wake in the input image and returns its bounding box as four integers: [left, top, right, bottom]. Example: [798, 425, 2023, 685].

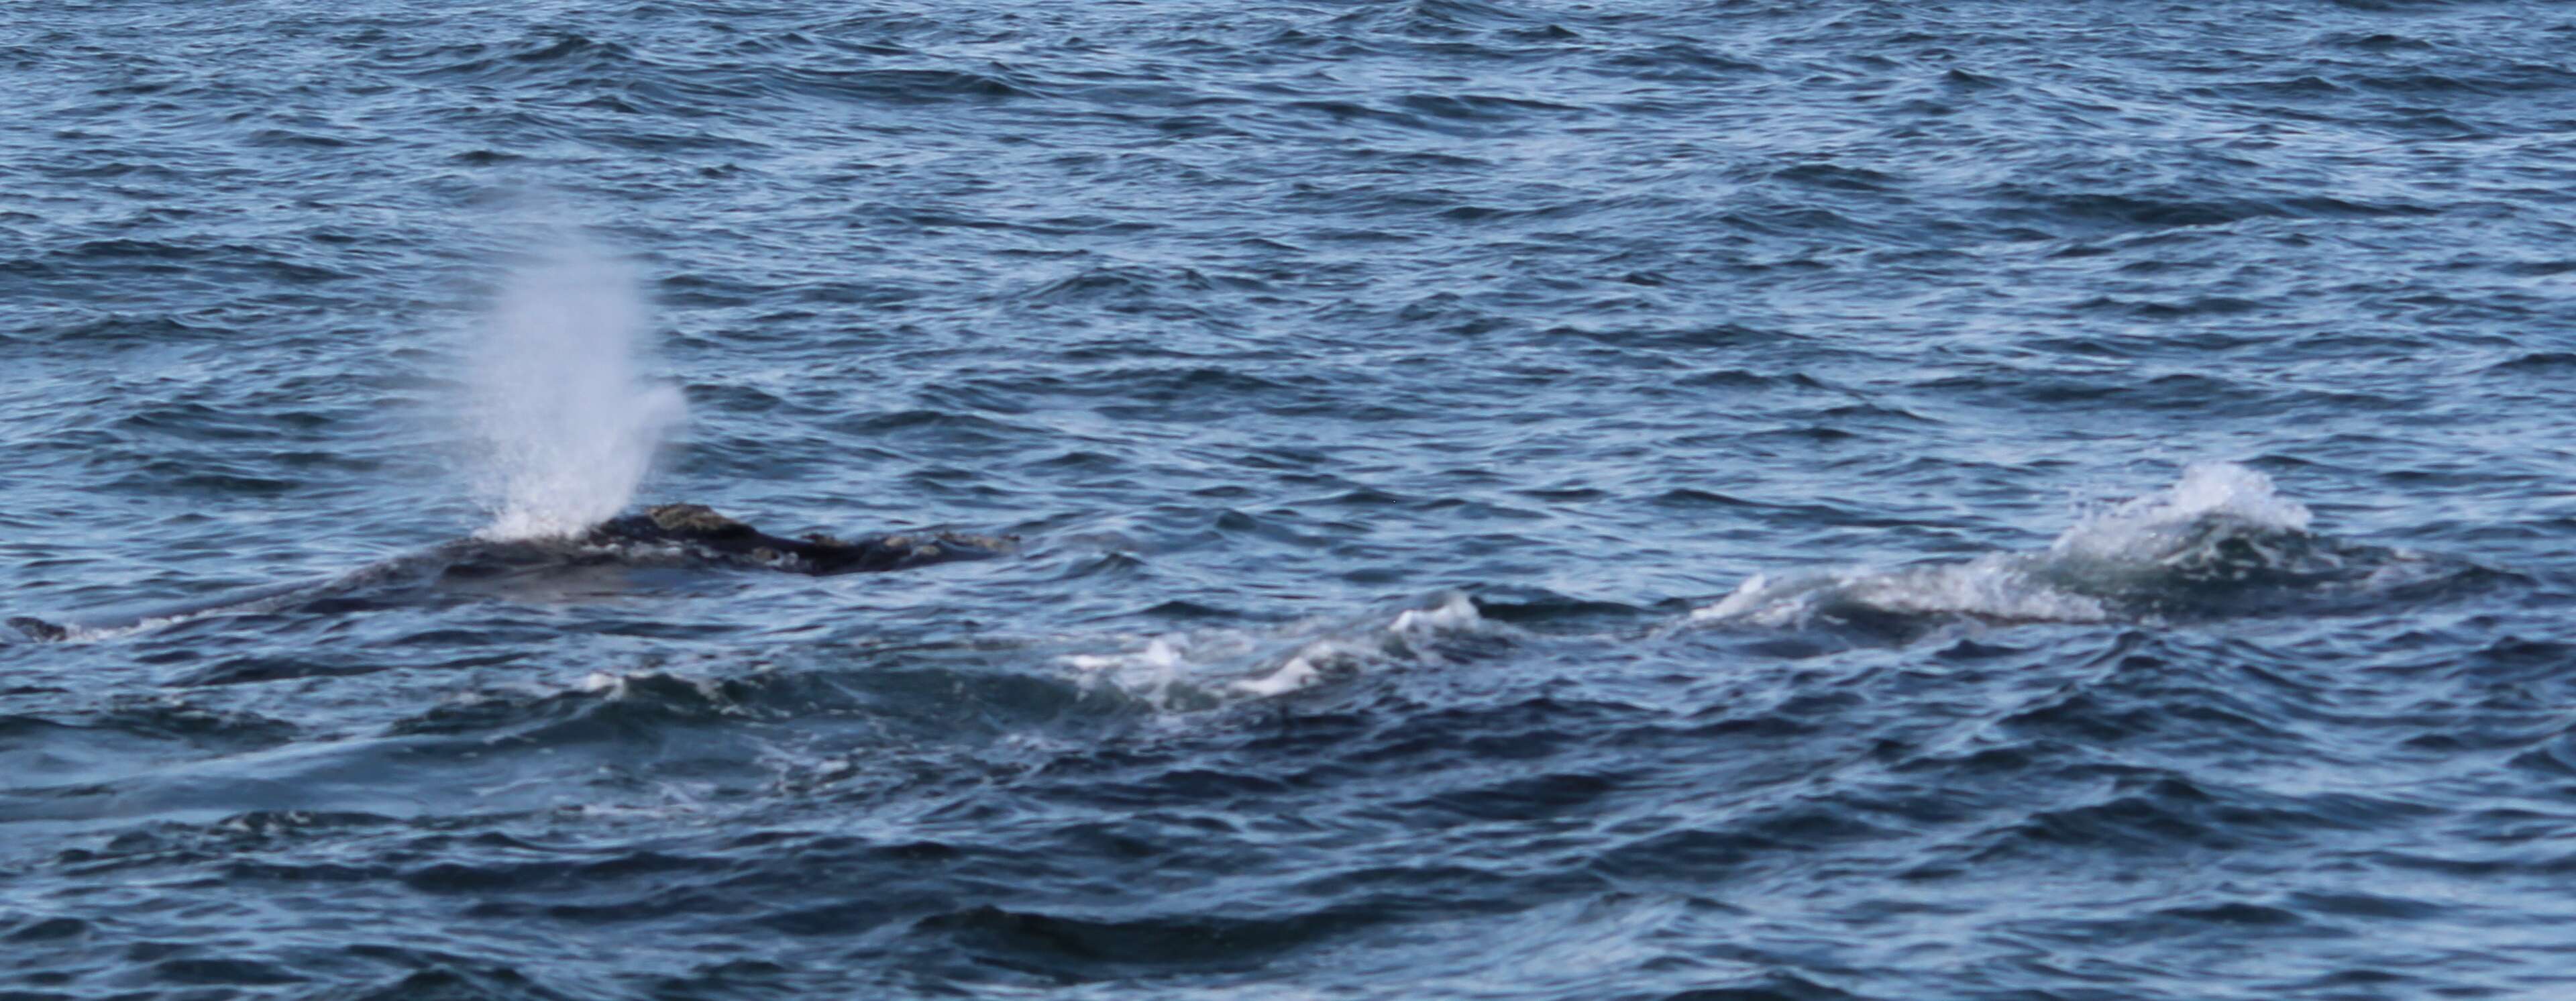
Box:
[1692, 464, 2476, 633]
[1067, 593, 1497, 707]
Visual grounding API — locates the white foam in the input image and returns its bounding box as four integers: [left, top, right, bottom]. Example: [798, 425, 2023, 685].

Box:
[1066, 636, 1199, 705]
[1693, 572, 1788, 625]
[1232, 655, 1324, 698]
[1688, 559, 2110, 628]
[1232, 592, 1486, 696]
[2050, 462, 2310, 561]
[1065, 593, 1491, 706]
[466, 246, 688, 541]
[1689, 464, 2303, 629]
[1389, 593, 1483, 635]
[1841, 558, 2111, 622]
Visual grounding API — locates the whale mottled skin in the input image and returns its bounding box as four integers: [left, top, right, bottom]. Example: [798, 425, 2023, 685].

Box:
[585, 503, 1013, 574]
[6, 504, 1014, 641]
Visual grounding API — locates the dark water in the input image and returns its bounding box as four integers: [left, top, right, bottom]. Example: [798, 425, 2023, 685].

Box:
[8, 1, 2576, 997]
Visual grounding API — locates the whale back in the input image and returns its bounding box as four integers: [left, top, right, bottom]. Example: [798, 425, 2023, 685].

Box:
[590, 503, 1012, 575]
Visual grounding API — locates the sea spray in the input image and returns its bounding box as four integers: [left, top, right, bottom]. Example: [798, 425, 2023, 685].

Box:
[466, 246, 688, 540]
[1688, 463, 2316, 629]
[2049, 461, 2313, 560]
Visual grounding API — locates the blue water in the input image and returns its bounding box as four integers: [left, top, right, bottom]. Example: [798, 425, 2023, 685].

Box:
[7, 1, 2576, 998]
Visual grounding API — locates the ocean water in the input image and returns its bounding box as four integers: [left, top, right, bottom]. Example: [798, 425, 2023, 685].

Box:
[6, 1, 2576, 998]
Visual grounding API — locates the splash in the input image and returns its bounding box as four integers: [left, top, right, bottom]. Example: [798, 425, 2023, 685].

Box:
[1065, 593, 1493, 707]
[1688, 463, 2397, 631]
[2049, 461, 2312, 561]
[466, 247, 688, 540]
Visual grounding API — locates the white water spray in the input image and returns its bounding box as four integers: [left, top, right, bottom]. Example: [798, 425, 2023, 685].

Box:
[466, 247, 688, 540]
[1686, 462, 2322, 628]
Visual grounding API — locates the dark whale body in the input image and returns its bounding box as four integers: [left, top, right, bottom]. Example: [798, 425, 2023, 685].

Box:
[9, 615, 66, 641]
[7, 504, 1012, 641]
[586, 504, 1011, 574]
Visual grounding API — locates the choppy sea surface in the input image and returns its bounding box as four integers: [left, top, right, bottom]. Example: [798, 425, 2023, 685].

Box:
[7, 2, 2576, 998]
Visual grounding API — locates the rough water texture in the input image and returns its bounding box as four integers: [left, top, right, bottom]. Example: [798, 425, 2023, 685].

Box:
[5, 2, 2576, 999]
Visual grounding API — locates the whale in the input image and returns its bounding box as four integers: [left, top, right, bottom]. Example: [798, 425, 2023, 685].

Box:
[6, 503, 1014, 642]
[584, 503, 1012, 574]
